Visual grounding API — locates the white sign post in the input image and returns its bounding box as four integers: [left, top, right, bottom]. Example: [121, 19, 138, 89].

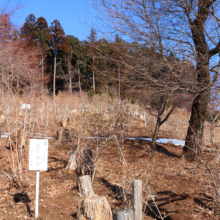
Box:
[29, 139, 48, 219]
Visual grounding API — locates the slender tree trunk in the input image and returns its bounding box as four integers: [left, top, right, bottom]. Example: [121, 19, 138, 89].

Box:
[105, 72, 108, 92]
[118, 63, 120, 98]
[42, 55, 44, 93]
[78, 66, 81, 95]
[151, 101, 167, 149]
[69, 76, 72, 95]
[92, 55, 95, 92]
[150, 101, 175, 149]
[151, 117, 161, 149]
[210, 114, 219, 148]
[67, 55, 72, 95]
[53, 56, 56, 98]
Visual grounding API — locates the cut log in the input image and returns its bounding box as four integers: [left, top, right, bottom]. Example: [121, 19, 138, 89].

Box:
[116, 209, 134, 220]
[65, 150, 77, 170]
[78, 175, 95, 198]
[77, 196, 113, 220]
[133, 180, 142, 220]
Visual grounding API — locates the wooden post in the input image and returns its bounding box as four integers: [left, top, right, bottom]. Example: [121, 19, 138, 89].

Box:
[116, 209, 134, 220]
[133, 180, 142, 220]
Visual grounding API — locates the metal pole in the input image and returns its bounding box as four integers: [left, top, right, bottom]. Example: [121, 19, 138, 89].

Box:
[35, 170, 40, 218]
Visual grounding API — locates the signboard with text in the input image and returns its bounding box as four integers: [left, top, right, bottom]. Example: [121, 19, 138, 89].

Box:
[29, 139, 48, 171]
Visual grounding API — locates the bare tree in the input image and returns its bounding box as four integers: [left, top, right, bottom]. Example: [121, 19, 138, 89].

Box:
[130, 50, 194, 149]
[0, 10, 46, 94]
[89, 0, 220, 161]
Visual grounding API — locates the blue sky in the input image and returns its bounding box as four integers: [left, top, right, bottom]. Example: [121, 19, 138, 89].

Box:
[1, 0, 99, 41]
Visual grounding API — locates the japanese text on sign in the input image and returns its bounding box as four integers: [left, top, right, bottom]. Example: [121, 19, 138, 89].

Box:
[29, 139, 48, 171]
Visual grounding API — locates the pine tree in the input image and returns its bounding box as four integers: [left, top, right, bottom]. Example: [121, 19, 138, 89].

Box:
[49, 19, 67, 97]
[109, 34, 128, 97]
[65, 35, 89, 93]
[20, 14, 37, 46]
[95, 38, 111, 92]
[86, 28, 97, 92]
[36, 16, 50, 51]
[49, 19, 67, 56]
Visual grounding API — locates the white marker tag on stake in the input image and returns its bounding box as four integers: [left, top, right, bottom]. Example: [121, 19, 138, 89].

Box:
[22, 104, 31, 110]
[29, 139, 48, 171]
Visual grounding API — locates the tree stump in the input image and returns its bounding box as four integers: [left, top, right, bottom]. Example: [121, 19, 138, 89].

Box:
[65, 150, 77, 170]
[58, 119, 71, 143]
[78, 175, 95, 198]
[76, 149, 94, 176]
[59, 127, 71, 142]
[116, 209, 134, 220]
[77, 196, 113, 220]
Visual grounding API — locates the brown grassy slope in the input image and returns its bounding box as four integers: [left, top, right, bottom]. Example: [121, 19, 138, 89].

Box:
[0, 92, 219, 219]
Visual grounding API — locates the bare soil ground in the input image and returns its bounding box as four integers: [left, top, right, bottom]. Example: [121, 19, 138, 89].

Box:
[0, 134, 218, 219]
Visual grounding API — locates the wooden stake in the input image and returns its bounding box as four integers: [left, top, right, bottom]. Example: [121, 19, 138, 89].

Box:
[133, 180, 142, 220]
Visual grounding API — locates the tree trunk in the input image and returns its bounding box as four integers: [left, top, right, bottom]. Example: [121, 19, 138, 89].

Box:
[77, 196, 113, 220]
[53, 56, 56, 98]
[150, 100, 168, 149]
[69, 76, 72, 95]
[42, 55, 44, 93]
[92, 56, 95, 92]
[183, 3, 211, 161]
[183, 55, 210, 161]
[69, 75, 73, 95]
[118, 63, 120, 98]
[183, 88, 210, 161]
[78, 66, 81, 95]
[76, 149, 94, 177]
[151, 118, 161, 149]
[183, 38, 210, 161]
[58, 127, 71, 143]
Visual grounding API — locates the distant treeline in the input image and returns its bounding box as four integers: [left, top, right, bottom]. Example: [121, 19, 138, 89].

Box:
[11, 14, 188, 97]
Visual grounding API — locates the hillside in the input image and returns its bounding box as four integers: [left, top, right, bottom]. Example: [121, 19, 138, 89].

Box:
[0, 92, 219, 220]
